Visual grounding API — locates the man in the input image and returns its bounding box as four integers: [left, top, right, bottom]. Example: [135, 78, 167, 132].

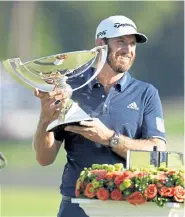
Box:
[33, 15, 166, 217]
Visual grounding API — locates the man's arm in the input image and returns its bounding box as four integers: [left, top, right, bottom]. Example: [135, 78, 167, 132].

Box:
[110, 136, 166, 159]
[32, 117, 62, 166]
[64, 121, 166, 159]
[65, 85, 166, 159]
[107, 86, 166, 158]
[33, 88, 67, 166]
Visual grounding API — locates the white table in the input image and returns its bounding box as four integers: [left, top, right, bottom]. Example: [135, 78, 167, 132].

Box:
[72, 198, 184, 217]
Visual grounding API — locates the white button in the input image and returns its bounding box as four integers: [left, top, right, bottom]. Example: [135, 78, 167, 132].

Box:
[97, 84, 101, 88]
[104, 104, 107, 107]
[102, 95, 105, 98]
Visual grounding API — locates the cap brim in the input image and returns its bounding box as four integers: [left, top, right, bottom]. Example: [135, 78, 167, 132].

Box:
[135, 33, 148, 43]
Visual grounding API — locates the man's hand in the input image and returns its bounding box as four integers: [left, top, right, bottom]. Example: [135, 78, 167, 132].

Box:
[34, 88, 68, 124]
[64, 118, 114, 146]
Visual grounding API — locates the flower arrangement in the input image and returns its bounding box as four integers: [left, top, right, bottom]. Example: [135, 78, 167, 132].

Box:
[75, 163, 185, 207]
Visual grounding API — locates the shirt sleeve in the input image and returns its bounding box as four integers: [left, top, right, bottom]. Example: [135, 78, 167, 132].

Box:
[142, 85, 166, 142]
[53, 127, 66, 142]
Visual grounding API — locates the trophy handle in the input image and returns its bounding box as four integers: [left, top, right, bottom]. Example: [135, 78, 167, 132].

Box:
[3, 58, 55, 91]
[72, 45, 107, 92]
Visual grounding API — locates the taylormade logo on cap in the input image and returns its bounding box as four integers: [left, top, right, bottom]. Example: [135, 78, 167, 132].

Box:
[95, 15, 148, 43]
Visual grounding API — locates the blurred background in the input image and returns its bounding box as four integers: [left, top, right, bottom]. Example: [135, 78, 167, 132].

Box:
[0, 1, 184, 216]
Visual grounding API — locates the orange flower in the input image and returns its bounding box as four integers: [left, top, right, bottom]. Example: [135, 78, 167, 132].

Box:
[105, 172, 114, 179]
[114, 171, 131, 188]
[84, 183, 96, 198]
[167, 169, 176, 175]
[174, 186, 185, 202]
[112, 171, 123, 178]
[96, 187, 109, 200]
[91, 170, 107, 180]
[158, 186, 174, 197]
[144, 184, 157, 199]
[110, 189, 123, 200]
[126, 191, 146, 205]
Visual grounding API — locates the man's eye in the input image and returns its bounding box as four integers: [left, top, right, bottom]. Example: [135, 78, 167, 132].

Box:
[131, 42, 136, 46]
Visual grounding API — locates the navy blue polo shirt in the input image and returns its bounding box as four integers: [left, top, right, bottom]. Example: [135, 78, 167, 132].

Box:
[54, 67, 166, 197]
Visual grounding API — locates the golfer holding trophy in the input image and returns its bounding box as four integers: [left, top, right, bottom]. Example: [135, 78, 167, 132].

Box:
[3, 15, 166, 217]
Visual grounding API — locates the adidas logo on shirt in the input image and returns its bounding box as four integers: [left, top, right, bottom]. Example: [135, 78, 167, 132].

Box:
[127, 102, 139, 110]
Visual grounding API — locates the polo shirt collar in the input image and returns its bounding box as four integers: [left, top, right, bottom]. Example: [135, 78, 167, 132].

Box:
[117, 71, 132, 92]
[86, 68, 132, 92]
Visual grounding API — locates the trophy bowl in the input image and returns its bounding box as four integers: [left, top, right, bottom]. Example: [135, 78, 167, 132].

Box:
[3, 45, 108, 132]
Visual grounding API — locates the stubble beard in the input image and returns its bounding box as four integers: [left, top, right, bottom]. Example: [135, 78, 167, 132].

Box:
[106, 45, 135, 74]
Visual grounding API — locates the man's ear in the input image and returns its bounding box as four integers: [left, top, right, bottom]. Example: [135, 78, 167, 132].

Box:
[95, 38, 106, 46]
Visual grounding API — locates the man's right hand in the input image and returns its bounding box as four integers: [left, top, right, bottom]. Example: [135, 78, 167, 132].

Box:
[34, 88, 68, 124]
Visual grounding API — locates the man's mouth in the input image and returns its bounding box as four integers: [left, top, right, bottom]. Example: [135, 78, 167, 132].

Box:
[117, 55, 130, 60]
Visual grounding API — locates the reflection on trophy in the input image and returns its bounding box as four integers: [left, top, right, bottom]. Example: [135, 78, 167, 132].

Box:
[3, 45, 108, 132]
[0, 152, 7, 169]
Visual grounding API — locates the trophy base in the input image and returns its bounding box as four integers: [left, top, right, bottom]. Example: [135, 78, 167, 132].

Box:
[46, 103, 92, 132]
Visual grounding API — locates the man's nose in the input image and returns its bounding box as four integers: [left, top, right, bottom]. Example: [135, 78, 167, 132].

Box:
[121, 42, 132, 53]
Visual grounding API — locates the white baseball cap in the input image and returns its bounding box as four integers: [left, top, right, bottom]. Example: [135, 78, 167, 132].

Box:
[95, 15, 148, 43]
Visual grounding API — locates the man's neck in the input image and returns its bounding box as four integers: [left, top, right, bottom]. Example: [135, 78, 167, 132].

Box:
[97, 64, 124, 89]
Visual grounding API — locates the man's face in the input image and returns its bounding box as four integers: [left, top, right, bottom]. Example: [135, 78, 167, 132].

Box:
[106, 35, 136, 73]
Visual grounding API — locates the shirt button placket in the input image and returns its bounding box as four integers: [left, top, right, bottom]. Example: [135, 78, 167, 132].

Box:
[103, 103, 107, 113]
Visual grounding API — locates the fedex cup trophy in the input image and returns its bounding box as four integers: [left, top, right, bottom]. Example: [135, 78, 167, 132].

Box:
[3, 45, 107, 132]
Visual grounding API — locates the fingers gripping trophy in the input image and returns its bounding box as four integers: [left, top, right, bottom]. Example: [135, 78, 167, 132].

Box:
[3, 45, 108, 132]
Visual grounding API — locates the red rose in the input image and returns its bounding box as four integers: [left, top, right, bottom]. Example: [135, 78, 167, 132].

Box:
[144, 184, 157, 199]
[113, 171, 123, 178]
[122, 171, 132, 180]
[174, 186, 185, 202]
[158, 173, 167, 183]
[114, 174, 125, 186]
[136, 171, 149, 178]
[158, 186, 174, 197]
[126, 191, 146, 205]
[84, 183, 96, 198]
[91, 170, 107, 180]
[110, 189, 123, 200]
[96, 187, 109, 200]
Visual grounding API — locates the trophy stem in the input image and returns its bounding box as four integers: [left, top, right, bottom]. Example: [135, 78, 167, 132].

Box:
[58, 99, 73, 122]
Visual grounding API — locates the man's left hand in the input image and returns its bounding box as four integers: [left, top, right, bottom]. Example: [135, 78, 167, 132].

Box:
[64, 118, 114, 146]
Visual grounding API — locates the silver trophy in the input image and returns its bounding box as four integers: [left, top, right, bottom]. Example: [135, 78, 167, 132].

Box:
[3, 45, 108, 132]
